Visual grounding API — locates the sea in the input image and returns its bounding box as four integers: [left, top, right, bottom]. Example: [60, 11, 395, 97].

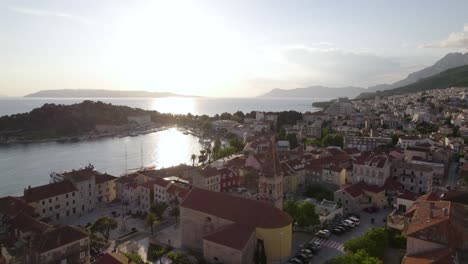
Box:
[0, 97, 323, 196]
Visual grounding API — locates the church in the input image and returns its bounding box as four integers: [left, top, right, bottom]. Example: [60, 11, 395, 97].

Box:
[180, 188, 292, 264]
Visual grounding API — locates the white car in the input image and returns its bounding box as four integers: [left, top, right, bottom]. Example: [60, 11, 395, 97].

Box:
[348, 216, 360, 226]
[342, 219, 355, 227]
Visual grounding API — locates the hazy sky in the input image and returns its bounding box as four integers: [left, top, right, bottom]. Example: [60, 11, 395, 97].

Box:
[1, 0, 468, 97]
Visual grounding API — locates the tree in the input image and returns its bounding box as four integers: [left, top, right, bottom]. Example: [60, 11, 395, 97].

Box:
[212, 138, 221, 158]
[217, 146, 237, 159]
[190, 154, 196, 166]
[150, 202, 169, 219]
[144, 213, 159, 235]
[286, 133, 299, 149]
[283, 200, 299, 223]
[205, 148, 212, 162]
[123, 253, 143, 263]
[167, 251, 191, 264]
[344, 228, 389, 259]
[303, 184, 334, 201]
[170, 206, 180, 223]
[220, 112, 232, 120]
[90, 216, 118, 241]
[296, 202, 320, 228]
[325, 249, 382, 264]
[391, 133, 400, 146]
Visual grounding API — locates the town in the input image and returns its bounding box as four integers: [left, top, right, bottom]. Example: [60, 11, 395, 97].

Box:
[1, 87, 468, 264]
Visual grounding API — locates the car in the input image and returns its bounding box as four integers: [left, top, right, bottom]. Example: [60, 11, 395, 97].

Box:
[301, 248, 314, 258]
[331, 228, 344, 235]
[342, 219, 355, 227]
[296, 253, 310, 263]
[315, 229, 331, 239]
[338, 224, 351, 231]
[307, 241, 322, 252]
[348, 216, 360, 225]
[289, 258, 304, 264]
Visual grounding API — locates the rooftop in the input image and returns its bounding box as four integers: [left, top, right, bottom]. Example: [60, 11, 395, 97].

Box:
[181, 188, 292, 229]
[203, 223, 254, 250]
[32, 225, 88, 253]
[24, 180, 77, 203]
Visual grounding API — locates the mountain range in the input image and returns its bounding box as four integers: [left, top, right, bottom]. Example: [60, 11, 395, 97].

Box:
[259, 52, 468, 99]
[24, 89, 198, 98]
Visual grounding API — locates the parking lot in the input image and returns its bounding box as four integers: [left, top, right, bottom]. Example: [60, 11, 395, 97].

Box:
[289, 208, 393, 263]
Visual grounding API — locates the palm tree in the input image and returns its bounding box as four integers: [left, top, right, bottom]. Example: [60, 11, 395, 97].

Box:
[144, 213, 159, 235]
[90, 216, 118, 241]
[205, 148, 212, 162]
[190, 154, 196, 166]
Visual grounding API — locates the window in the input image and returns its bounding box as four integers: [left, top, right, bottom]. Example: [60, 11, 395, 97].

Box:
[66, 202, 69, 206]
[80, 251, 85, 259]
[89, 184, 91, 188]
[73, 208, 76, 214]
[66, 194, 68, 198]
[41, 200, 45, 205]
[419, 180, 423, 185]
[72, 200, 75, 204]
[49, 207, 52, 211]
[55, 205, 60, 209]
[72, 192, 75, 197]
[49, 199, 52, 203]
[56, 197, 58, 201]
[42, 209, 46, 213]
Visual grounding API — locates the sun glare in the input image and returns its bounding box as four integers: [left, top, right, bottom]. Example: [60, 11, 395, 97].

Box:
[150, 97, 195, 115]
[106, 1, 254, 96]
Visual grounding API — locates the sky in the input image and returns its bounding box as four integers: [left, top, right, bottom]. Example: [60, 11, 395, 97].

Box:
[1, 0, 468, 97]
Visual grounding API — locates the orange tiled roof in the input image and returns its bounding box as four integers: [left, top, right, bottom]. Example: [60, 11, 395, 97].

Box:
[203, 223, 254, 250]
[402, 247, 454, 264]
[32, 225, 88, 253]
[24, 180, 77, 203]
[181, 188, 292, 229]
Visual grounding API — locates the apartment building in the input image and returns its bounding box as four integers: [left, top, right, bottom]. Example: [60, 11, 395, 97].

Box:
[352, 154, 392, 187]
[391, 161, 433, 194]
[344, 136, 392, 151]
[190, 167, 221, 192]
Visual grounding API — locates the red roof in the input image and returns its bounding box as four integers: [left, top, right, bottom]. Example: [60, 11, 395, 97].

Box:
[397, 190, 418, 201]
[96, 253, 131, 264]
[153, 176, 170, 188]
[24, 180, 77, 203]
[181, 188, 292, 229]
[203, 223, 254, 250]
[12, 212, 50, 233]
[0, 196, 35, 217]
[95, 173, 118, 184]
[403, 247, 454, 264]
[199, 167, 220, 178]
[342, 181, 383, 197]
[32, 225, 88, 253]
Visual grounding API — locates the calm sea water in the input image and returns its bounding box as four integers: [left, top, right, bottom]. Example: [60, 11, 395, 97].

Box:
[0, 97, 321, 117]
[0, 128, 204, 197]
[0, 97, 322, 197]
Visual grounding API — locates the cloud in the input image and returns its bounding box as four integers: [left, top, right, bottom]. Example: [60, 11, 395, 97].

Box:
[8, 7, 93, 25]
[280, 46, 403, 87]
[419, 24, 468, 49]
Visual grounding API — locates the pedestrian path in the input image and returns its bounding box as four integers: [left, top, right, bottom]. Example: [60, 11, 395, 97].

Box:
[310, 237, 345, 252]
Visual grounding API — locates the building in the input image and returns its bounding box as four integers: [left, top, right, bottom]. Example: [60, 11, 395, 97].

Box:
[326, 97, 356, 116]
[334, 181, 386, 213]
[401, 199, 468, 264]
[23, 181, 78, 221]
[391, 161, 434, 194]
[352, 154, 392, 187]
[180, 188, 292, 264]
[321, 165, 346, 190]
[343, 136, 392, 151]
[219, 167, 240, 192]
[190, 167, 221, 192]
[28, 225, 90, 264]
[258, 142, 284, 209]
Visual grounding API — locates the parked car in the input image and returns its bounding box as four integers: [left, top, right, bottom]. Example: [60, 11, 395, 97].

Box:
[296, 253, 310, 263]
[301, 248, 314, 258]
[314, 230, 331, 239]
[331, 228, 344, 235]
[342, 219, 355, 227]
[348, 216, 360, 225]
[307, 241, 322, 252]
[338, 224, 351, 231]
[289, 258, 304, 264]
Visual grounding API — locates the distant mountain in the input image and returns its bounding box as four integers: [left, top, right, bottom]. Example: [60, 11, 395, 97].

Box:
[367, 52, 468, 92]
[24, 89, 198, 98]
[258, 86, 366, 99]
[357, 65, 468, 99]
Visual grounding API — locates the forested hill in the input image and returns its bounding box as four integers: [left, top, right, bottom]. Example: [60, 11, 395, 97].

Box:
[357, 65, 468, 99]
[0, 101, 172, 139]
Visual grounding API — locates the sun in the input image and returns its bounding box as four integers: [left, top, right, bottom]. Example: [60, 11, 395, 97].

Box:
[104, 1, 253, 97]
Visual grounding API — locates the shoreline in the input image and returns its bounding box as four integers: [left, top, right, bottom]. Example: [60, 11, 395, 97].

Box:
[0, 125, 189, 145]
